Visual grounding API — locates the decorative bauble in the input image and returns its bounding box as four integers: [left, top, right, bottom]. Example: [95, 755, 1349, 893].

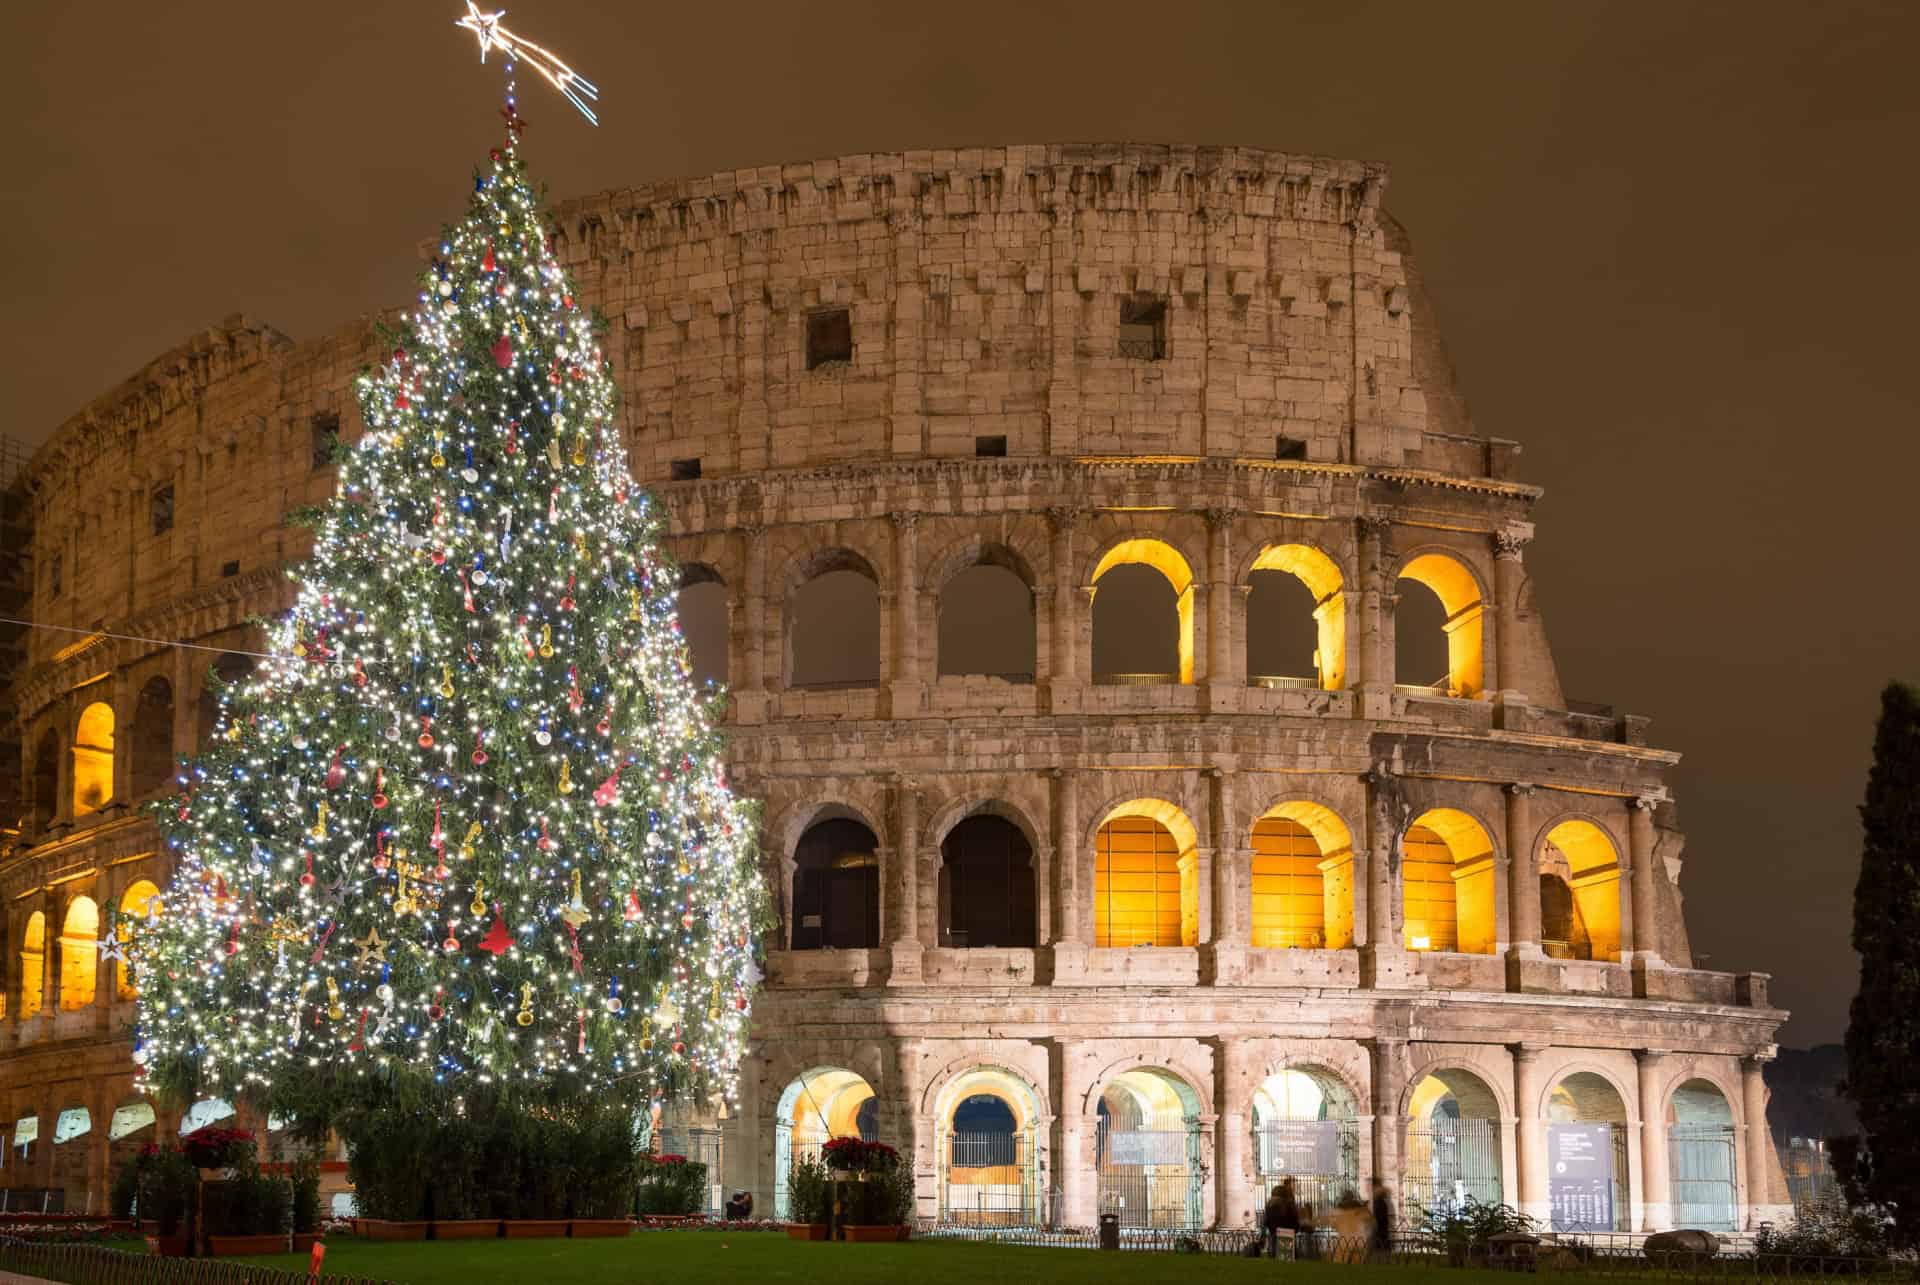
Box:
[491, 334, 514, 369]
[438, 279, 454, 298]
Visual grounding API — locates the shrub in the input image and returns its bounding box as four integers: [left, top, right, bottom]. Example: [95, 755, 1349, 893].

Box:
[1418, 1196, 1536, 1258]
[131, 1144, 197, 1236]
[788, 1154, 830, 1225]
[1757, 1209, 1895, 1263]
[822, 1137, 898, 1174]
[181, 1125, 255, 1171]
[636, 1154, 709, 1216]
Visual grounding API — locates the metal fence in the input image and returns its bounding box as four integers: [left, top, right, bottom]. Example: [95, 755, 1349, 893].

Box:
[1254, 1118, 1361, 1216]
[942, 1131, 1038, 1226]
[655, 1126, 724, 1217]
[0, 1236, 399, 1285]
[1094, 1125, 1202, 1229]
[1403, 1116, 1502, 1217]
[1671, 1123, 1739, 1231]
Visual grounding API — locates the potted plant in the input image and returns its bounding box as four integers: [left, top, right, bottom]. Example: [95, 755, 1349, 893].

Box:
[829, 1139, 905, 1242]
[785, 1155, 830, 1240]
[202, 1133, 296, 1257]
[134, 1144, 196, 1257]
[181, 1125, 254, 1179]
[569, 1111, 643, 1237]
[634, 1153, 706, 1226]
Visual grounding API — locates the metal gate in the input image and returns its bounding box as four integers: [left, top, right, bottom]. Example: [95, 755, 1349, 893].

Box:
[656, 1126, 725, 1217]
[943, 1131, 1037, 1226]
[1671, 1124, 1738, 1231]
[1403, 1117, 1501, 1218]
[1255, 1119, 1360, 1216]
[1096, 1123, 1201, 1229]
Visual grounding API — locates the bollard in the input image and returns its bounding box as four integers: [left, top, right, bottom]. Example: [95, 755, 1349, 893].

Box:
[1098, 1212, 1120, 1251]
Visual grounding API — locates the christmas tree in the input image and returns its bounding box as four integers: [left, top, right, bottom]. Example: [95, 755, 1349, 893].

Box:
[129, 93, 765, 1111]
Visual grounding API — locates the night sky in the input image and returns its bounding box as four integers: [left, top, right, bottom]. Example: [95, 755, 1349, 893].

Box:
[8, 2, 1916, 1045]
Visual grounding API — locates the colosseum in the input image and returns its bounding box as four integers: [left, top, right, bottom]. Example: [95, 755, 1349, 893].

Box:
[1, 142, 1788, 1235]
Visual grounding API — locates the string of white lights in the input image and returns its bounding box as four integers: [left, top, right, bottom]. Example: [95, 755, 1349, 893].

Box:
[455, 3, 600, 125]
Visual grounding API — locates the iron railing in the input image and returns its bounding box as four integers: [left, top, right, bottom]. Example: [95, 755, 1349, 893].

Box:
[0, 1236, 399, 1284]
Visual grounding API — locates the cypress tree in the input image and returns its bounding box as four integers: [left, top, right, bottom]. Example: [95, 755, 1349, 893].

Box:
[1840, 681, 1920, 1240]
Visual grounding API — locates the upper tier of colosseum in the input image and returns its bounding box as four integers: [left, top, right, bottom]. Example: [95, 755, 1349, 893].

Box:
[21, 143, 1516, 670]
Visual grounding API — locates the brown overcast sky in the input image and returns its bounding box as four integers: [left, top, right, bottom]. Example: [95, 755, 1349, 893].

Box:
[6, 2, 1916, 1044]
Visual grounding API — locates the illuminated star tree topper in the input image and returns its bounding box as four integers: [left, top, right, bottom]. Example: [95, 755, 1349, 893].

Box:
[455, 2, 601, 125]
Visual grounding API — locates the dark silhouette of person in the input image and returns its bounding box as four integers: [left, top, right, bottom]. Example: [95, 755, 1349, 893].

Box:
[725, 1190, 753, 1220]
[1370, 1180, 1394, 1258]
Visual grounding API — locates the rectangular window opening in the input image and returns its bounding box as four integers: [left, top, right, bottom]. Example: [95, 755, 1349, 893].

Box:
[669, 457, 702, 481]
[1275, 435, 1308, 461]
[311, 412, 341, 470]
[1119, 293, 1168, 360]
[974, 435, 1008, 458]
[150, 485, 174, 536]
[220, 560, 241, 578]
[805, 308, 853, 370]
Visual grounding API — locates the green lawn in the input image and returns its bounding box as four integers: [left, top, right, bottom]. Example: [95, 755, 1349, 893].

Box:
[234, 1230, 1518, 1284]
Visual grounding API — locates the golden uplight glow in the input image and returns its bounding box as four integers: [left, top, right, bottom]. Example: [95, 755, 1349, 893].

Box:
[1398, 553, 1484, 698]
[71, 702, 115, 817]
[1092, 539, 1196, 684]
[58, 896, 98, 1011]
[1542, 819, 1623, 962]
[117, 880, 162, 999]
[1094, 801, 1199, 947]
[1402, 808, 1497, 954]
[19, 911, 45, 1020]
[1250, 544, 1346, 690]
[1250, 801, 1355, 949]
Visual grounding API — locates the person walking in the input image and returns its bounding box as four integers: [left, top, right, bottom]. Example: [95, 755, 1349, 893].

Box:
[1369, 1179, 1394, 1261]
[1263, 1179, 1301, 1259]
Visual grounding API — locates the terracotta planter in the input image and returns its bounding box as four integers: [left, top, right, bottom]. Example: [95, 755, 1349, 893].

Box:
[895, 1224, 912, 1241]
[145, 1233, 191, 1257]
[431, 1219, 501, 1240]
[502, 1219, 570, 1238]
[292, 1232, 321, 1252]
[358, 1218, 431, 1241]
[569, 1218, 633, 1238]
[786, 1223, 829, 1241]
[843, 1224, 898, 1243]
[208, 1233, 289, 1256]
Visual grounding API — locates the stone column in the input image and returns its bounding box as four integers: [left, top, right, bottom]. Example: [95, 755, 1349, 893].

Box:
[1742, 1055, 1774, 1229]
[1370, 1038, 1407, 1201]
[1629, 796, 1662, 966]
[169, 642, 196, 763]
[1505, 784, 1544, 995]
[888, 777, 923, 983]
[1355, 517, 1394, 720]
[1361, 770, 1417, 986]
[1216, 1039, 1254, 1228]
[737, 525, 768, 723]
[1049, 769, 1088, 981]
[1056, 1040, 1095, 1227]
[1045, 508, 1079, 705]
[1512, 1044, 1550, 1222]
[1492, 530, 1530, 699]
[1636, 1050, 1672, 1231]
[887, 512, 921, 717]
[109, 666, 134, 811]
[1203, 508, 1237, 695]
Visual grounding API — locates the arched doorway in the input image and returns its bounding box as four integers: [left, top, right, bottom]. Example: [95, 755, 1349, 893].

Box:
[1541, 820, 1624, 962]
[1252, 1067, 1360, 1220]
[1249, 802, 1356, 949]
[1396, 553, 1484, 698]
[1668, 1079, 1737, 1231]
[58, 896, 99, 1010]
[1246, 543, 1346, 690]
[1095, 1067, 1203, 1229]
[1405, 1069, 1503, 1217]
[1546, 1072, 1631, 1232]
[790, 817, 881, 950]
[940, 814, 1035, 948]
[1094, 801, 1199, 949]
[936, 1068, 1043, 1227]
[71, 702, 115, 817]
[1090, 539, 1196, 684]
[51, 1105, 91, 1198]
[1402, 809, 1498, 955]
[180, 1098, 236, 1134]
[772, 1067, 878, 1219]
[107, 1100, 157, 1187]
[789, 552, 880, 689]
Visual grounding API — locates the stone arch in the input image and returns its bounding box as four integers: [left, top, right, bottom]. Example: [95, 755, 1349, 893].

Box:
[1404, 1066, 1506, 1214]
[1251, 1061, 1364, 1209]
[771, 1065, 880, 1219]
[935, 803, 1039, 949]
[1087, 1062, 1209, 1229]
[789, 810, 881, 951]
[931, 538, 1038, 681]
[1092, 798, 1202, 949]
[1403, 807, 1499, 955]
[927, 1062, 1048, 1226]
[58, 895, 99, 1010]
[130, 676, 175, 799]
[1667, 1076, 1738, 1230]
[1245, 542, 1347, 691]
[1539, 816, 1625, 962]
[71, 700, 114, 817]
[1249, 798, 1357, 950]
[783, 546, 882, 689]
[676, 563, 730, 688]
[1396, 548, 1487, 698]
[18, 910, 45, 1020]
[28, 727, 57, 835]
[116, 879, 163, 999]
[1544, 1067, 1632, 1231]
[1088, 536, 1199, 685]
[180, 1098, 237, 1133]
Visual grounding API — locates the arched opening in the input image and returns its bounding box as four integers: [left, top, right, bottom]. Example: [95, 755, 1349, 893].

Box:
[789, 553, 880, 689]
[18, 911, 45, 1020]
[1096, 1067, 1204, 1229]
[1542, 820, 1623, 962]
[117, 880, 163, 999]
[1402, 809, 1498, 955]
[1091, 539, 1195, 685]
[1546, 1071, 1631, 1231]
[197, 653, 252, 751]
[1247, 544, 1345, 691]
[1405, 1069, 1503, 1217]
[940, 814, 1035, 948]
[1252, 1067, 1361, 1219]
[52, 1105, 91, 1196]
[773, 1067, 879, 1220]
[937, 1068, 1044, 1227]
[12, 1114, 37, 1168]
[1539, 874, 1590, 959]
[71, 701, 114, 817]
[937, 563, 1036, 681]
[677, 566, 729, 688]
[58, 896, 98, 1010]
[1250, 802, 1356, 949]
[790, 816, 880, 950]
[29, 730, 57, 836]
[1669, 1079, 1737, 1231]
[1397, 553, 1485, 698]
[1094, 801, 1199, 949]
[130, 677, 175, 799]
[107, 1099, 156, 1188]
[179, 1098, 236, 1134]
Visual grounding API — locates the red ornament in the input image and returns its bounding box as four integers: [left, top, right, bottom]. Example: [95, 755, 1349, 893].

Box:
[482, 243, 497, 273]
[491, 334, 514, 369]
[371, 767, 388, 810]
[394, 391, 409, 411]
[324, 747, 348, 790]
[373, 831, 391, 873]
[505, 423, 519, 454]
[623, 890, 643, 922]
[418, 716, 435, 749]
[353, 658, 368, 687]
[300, 852, 316, 888]
[442, 924, 460, 953]
[478, 906, 512, 956]
[537, 818, 554, 853]
[224, 923, 240, 957]
[471, 732, 489, 766]
[592, 764, 624, 807]
[429, 1002, 445, 1020]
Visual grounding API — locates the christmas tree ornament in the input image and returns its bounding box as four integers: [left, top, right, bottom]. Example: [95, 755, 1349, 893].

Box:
[516, 982, 536, 1027]
[559, 869, 590, 928]
[478, 905, 512, 957]
[354, 925, 388, 970]
[557, 758, 574, 794]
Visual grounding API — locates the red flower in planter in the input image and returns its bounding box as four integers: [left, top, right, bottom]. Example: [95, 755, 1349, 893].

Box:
[181, 1125, 255, 1170]
[821, 1137, 897, 1173]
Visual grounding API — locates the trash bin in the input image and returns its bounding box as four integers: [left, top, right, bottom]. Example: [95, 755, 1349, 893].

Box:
[1098, 1213, 1120, 1251]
